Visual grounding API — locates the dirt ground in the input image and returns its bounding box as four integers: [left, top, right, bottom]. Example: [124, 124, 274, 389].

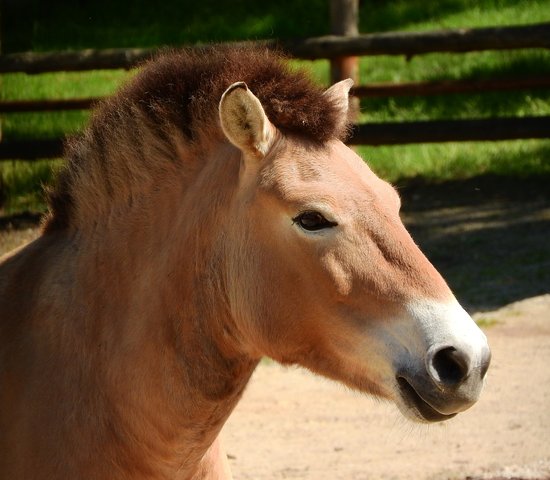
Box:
[223, 294, 550, 480]
[1, 176, 549, 479]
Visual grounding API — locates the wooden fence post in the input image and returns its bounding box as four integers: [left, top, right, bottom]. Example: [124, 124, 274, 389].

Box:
[330, 0, 360, 117]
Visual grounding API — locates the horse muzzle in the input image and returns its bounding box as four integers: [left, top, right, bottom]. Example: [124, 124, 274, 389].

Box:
[396, 342, 491, 423]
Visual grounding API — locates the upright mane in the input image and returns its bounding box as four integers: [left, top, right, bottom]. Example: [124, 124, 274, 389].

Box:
[44, 46, 350, 232]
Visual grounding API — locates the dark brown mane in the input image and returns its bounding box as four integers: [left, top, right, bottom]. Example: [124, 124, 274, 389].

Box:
[44, 46, 349, 232]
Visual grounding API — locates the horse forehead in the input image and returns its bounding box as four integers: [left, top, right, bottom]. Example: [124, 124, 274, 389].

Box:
[262, 139, 394, 203]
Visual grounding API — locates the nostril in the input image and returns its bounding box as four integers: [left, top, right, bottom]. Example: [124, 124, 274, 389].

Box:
[429, 346, 471, 387]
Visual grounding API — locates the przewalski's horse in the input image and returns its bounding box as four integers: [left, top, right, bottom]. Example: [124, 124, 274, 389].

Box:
[0, 47, 490, 479]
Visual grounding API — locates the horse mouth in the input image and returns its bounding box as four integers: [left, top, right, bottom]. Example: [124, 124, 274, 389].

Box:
[397, 377, 457, 423]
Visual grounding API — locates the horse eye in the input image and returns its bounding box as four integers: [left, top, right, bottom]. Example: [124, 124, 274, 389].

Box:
[294, 211, 338, 231]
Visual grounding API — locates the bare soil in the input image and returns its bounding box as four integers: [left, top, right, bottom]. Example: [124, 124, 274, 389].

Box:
[1, 175, 549, 479]
[223, 295, 550, 480]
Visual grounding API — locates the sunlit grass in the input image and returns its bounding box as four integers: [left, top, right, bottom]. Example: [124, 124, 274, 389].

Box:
[0, 160, 62, 214]
[360, 140, 550, 183]
[1, 70, 130, 100]
[1, 0, 549, 215]
[358, 0, 550, 32]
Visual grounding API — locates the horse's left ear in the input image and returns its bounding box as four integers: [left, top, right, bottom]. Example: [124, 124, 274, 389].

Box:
[324, 78, 354, 129]
[219, 82, 276, 157]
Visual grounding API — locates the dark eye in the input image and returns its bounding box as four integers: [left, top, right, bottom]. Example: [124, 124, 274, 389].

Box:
[293, 211, 338, 231]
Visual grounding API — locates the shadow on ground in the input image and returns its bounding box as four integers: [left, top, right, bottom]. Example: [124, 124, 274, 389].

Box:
[399, 174, 550, 312]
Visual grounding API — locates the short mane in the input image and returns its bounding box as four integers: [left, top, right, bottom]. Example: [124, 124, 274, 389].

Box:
[44, 46, 350, 232]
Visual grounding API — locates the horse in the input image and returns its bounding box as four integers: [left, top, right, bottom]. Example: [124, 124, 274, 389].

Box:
[0, 46, 490, 479]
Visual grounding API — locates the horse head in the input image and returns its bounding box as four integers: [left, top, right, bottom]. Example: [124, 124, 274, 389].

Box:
[219, 80, 490, 423]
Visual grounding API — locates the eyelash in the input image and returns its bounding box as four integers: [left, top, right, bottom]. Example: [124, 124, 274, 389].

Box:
[292, 211, 338, 232]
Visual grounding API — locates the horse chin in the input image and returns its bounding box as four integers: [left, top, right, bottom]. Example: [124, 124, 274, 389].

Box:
[395, 377, 457, 424]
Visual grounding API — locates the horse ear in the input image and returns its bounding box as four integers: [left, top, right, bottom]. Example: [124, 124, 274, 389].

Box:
[219, 82, 276, 157]
[324, 78, 354, 128]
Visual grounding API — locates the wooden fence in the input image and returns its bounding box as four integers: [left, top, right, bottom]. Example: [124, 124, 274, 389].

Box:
[1, 21, 550, 160]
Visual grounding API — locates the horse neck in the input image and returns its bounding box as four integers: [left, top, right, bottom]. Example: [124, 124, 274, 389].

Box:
[61, 139, 258, 474]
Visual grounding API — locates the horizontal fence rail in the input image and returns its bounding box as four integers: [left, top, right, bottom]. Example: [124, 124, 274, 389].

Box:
[283, 22, 550, 60]
[0, 139, 63, 160]
[1, 22, 549, 159]
[0, 98, 99, 113]
[0, 48, 155, 74]
[2, 75, 550, 113]
[2, 116, 549, 159]
[1, 22, 549, 74]
[0, 97, 102, 113]
[351, 76, 550, 98]
[348, 116, 550, 145]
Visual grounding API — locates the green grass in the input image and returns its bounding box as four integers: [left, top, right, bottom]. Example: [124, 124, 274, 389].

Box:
[358, 0, 550, 32]
[4, 0, 549, 53]
[0, 160, 62, 214]
[473, 316, 501, 328]
[360, 140, 550, 183]
[3, 0, 330, 52]
[1, 70, 129, 99]
[1, 70, 131, 140]
[1, 0, 550, 214]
